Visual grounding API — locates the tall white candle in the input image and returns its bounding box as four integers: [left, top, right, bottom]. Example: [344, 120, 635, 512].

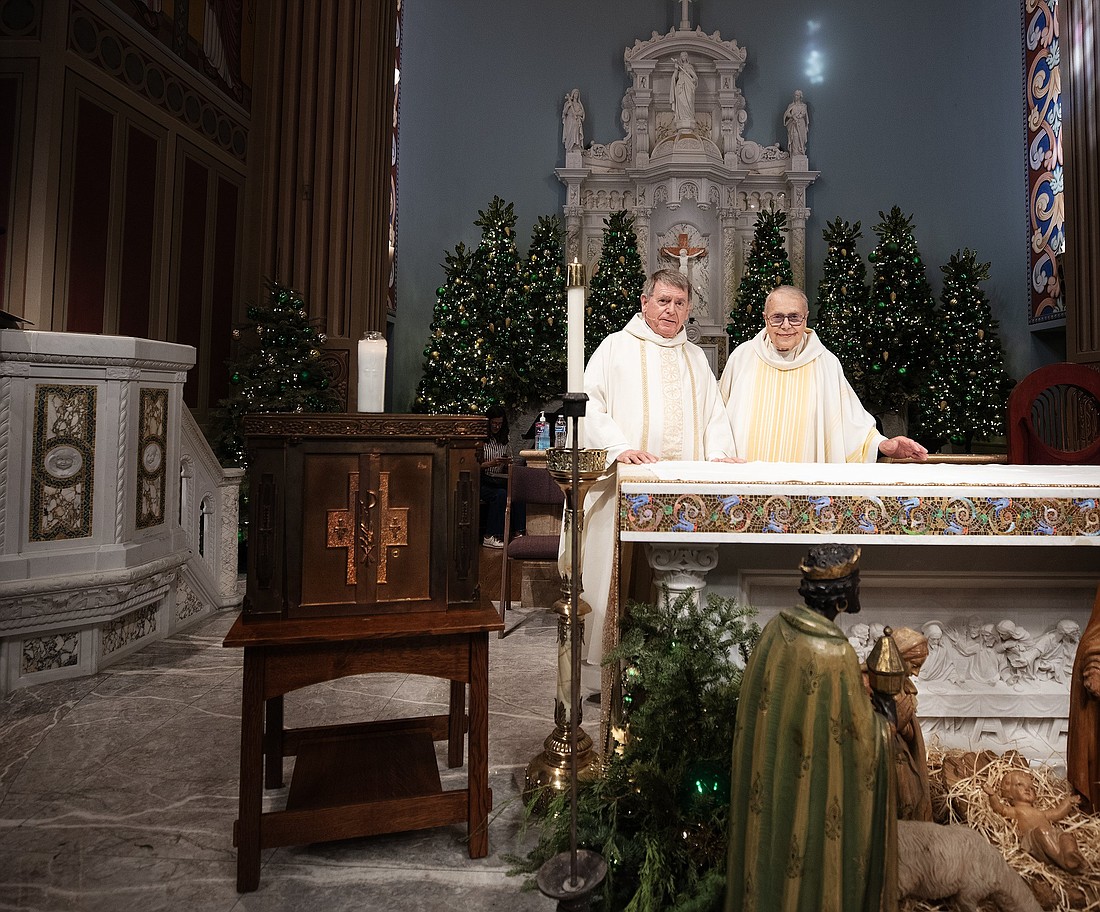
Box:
[357, 332, 387, 412]
[566, 259, 586, 393]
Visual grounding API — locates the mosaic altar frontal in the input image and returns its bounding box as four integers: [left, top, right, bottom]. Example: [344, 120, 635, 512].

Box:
[618, 462, 1100, 545]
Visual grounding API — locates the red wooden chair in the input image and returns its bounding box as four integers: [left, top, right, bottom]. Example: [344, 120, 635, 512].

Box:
[498, 464, 565, 637]
[1006, 362, 1100, 464]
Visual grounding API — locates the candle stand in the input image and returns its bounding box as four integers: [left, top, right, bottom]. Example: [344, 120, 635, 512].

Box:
[523, 445, 606, 812]
[532, 392, 607, 911]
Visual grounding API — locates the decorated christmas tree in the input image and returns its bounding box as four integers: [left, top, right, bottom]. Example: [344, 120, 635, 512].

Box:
[470, 195, 525, 405]
[412, 242, 499, 414]
[812, 217, 870, 382]
[213, 280, 341, 469]
[413, 197, 527, 414]
[515, 215, 568, 404]
[914, 249, 1013, 450]
[586, 210, 646, 360]
[856, 206, 937, 417]
[517, 592, 760, 911]
[726, 206, 794, 349]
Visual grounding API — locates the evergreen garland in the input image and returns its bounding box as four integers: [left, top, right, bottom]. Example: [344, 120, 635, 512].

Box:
[586, 211, 646, 360]
[813, 217, 870, 384]
[726, 206, 794, 349]
[516, 215, 568, 404]
[914, 249, 1014, 450]
[213, 279, 341, 469]
[856, 206, 936, 416]
[515, 593, 760, 912]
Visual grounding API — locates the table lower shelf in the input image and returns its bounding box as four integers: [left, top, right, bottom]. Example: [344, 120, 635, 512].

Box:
[236, 722, 490, 850]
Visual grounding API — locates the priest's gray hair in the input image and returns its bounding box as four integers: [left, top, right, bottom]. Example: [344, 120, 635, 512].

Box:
[643, 268, 691, 300]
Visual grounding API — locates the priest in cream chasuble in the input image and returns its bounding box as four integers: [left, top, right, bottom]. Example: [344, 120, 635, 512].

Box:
[576, 269, 735, 669]
[719, 286, 926, 463]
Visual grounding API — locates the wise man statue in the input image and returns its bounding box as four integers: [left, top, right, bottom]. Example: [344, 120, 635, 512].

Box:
[725, 543, 898, 912]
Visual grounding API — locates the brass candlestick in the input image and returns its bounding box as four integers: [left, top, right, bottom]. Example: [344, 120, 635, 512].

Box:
[533, 393, 608, 910]
[524, 445, 608, 812]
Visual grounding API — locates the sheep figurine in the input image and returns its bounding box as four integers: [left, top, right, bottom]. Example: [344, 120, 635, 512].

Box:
[897, 820, 1041, 912]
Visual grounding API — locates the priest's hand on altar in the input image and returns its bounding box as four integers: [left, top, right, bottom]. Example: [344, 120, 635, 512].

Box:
[878, 435, 929, 461]
[711, 456, 746, 464]
[616, 449, 660, 464]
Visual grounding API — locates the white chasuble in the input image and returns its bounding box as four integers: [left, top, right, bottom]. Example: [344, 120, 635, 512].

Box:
[570, 314, 734, 666]
[719, 328, 884, 464]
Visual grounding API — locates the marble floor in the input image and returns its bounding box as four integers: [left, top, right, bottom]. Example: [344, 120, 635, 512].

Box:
[0, 556, 575, 911]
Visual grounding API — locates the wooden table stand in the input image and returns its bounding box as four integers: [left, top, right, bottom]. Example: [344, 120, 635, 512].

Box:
[224, 606, 503, 893]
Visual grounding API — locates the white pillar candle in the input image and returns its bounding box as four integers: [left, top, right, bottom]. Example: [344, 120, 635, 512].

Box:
[357, 332, 387, 412]
[566, 259, 586, 394]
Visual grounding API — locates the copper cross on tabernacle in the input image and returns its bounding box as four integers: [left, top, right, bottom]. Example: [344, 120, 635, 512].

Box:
[376, 472, 408, 584]
[326, 472, 360, 585]
[659, 233, 706, 261]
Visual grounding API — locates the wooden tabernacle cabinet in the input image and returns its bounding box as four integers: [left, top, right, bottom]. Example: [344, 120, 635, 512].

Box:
[243, 413, 485, 619]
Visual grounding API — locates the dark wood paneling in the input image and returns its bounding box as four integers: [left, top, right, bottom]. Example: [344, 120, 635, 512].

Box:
[66, 96, 114, 334]
[118, 124, 157, 339]
[0, 77, 16, 312]
[208, 175, 239, 407]
[177, 156, 209, 407]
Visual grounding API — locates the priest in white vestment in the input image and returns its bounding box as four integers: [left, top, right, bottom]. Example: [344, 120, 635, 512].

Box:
[719, 285, 927, 463]
[576, 269, 737, 677]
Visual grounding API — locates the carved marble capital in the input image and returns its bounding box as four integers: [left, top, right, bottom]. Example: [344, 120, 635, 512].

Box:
[645, 544, 718, 607]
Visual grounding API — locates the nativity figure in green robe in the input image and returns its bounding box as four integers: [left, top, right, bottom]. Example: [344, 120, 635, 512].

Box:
[725, 543, 898, 912]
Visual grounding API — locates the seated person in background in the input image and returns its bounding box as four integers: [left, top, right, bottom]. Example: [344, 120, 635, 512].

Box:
[477, 405, 524, 549]
[719, 285, 928, 463]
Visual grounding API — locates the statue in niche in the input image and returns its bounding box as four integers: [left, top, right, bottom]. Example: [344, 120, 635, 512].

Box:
[983, 769, 1084, 874]
[562, 89, 585, 153]
[670, 52, 697, 131]
[784, 89, 809, 155]
[659, 232, 706, 276]
[1068, 590, 1100, 812]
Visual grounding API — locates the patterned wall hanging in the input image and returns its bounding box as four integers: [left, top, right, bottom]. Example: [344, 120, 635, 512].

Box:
[1024, 0, 1064, 325]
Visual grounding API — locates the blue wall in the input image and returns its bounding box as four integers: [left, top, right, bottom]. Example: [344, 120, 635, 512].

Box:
[394, 1, 1063, 411]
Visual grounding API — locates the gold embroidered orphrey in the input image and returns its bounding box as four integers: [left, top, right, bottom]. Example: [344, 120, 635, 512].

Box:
[326, 471, 409, 585]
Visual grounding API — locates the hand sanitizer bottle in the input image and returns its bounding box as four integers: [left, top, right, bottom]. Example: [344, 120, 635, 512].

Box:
[535, 411, 550, 450]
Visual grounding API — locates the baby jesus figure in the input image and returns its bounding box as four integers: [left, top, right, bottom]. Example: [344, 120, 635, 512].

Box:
[984, 769, 1085, 873]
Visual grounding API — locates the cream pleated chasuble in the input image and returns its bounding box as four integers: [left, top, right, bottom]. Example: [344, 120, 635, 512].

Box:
[573, 313, 734, 665]
[719, 328, 883, 464]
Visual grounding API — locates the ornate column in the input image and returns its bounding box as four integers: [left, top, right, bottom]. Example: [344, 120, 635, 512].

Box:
[645, 544, 719, 610]
[719, 202, 741, 307]
[784, 174, 817, 290]
[630, 61, 656, 166]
